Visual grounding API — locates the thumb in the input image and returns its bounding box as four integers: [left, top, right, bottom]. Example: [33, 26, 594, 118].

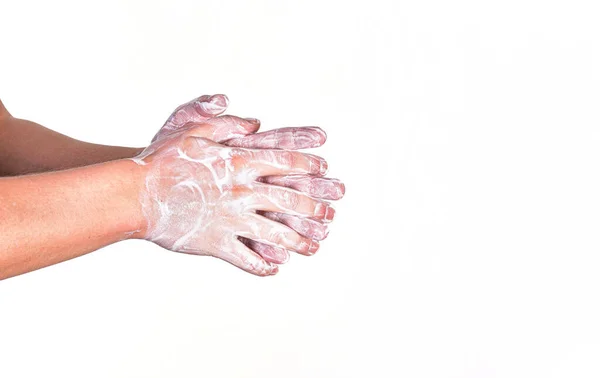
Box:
[194, 93, 229, 117]
[183, 115, 261, 142]
[161, 94, 230, 132]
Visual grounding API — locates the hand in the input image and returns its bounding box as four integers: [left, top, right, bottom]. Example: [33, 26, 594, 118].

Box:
[153, 95, 345, 264]
[135, 121, 335, 276]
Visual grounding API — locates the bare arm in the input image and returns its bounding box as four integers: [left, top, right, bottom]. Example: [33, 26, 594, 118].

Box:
[0, 159, 143, 279]
[0, 99, 142, 176]
[0, 95, 344, 279]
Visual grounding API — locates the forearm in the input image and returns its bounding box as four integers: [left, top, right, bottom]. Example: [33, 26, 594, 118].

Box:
[0, 101, 143, 176]
[0, 159, 144, 279]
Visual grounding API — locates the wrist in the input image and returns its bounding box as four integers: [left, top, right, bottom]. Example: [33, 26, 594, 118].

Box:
[106, 158, 148, 240]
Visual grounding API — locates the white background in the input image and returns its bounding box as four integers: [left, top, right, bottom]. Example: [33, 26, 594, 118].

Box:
[1, 0, 600, 377]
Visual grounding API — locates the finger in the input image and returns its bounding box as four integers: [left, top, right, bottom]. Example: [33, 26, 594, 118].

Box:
[219, 240, 279, 276]
[258, 175, 345, 200]
[159, 94, 229, 137]
[224, 127, 326, 150]
[249, 183, 335, 222]
[239, 236, 290, 264]
[258, 211, 330, 241]
[238, 214, 320, 256]
[183, 115, 261, 142]
[239, 149, 328, 177]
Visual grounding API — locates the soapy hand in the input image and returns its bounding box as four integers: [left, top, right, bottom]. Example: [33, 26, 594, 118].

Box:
[135, 120, 336, 276]
[151, 95, 344, 265]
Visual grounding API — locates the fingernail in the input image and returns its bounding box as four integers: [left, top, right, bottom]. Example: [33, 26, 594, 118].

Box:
[244, 117, 260, 125]
[270, 264, 279, 275]
[319, 159, 328, 175]
[209, 94, 229, 109]
[324, 206, 336, 222]
[314, 202, 327, 218]
[339, 182, 346, 197]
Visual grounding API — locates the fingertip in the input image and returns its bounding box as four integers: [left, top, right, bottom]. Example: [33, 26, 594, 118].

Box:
[306, 154, 328, 176]
[313, 202, 328, 218]
[253, 255, 279, 277]
[199, 94, 228, 115]
[307, 240, 320, 255]
[304, 127, 327, 148]
[210, 115, 262, 143]
[209, 94, 229, 109]
[243, 118, 261, 133]
[313, 127, 327, 145]
[320, 159, 329, 176]
[295, 238, 320, 256]
[269, 264, 279, 275]
[313, 203, 335, 222]
[230, 117, 260, 137]
[316, 178, 346, 200]
[248, 261, 278, 277]
[325, 205, 336, 222]
[244, 117, 260, 124]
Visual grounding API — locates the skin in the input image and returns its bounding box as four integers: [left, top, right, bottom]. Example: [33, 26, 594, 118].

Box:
[0, 158, 143, 279]
[137, 122, 334, 275]
[0, 95, 345, 279]
[0, 100, 143, 176]
[155, 95, 345, 262]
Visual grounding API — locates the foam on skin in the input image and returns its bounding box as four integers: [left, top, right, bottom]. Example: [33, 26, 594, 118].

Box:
[258, 175, 345, 201]
[155, 94, 229, 142]
[134, 129, 333, 276]
[145, 94, 345, 268]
